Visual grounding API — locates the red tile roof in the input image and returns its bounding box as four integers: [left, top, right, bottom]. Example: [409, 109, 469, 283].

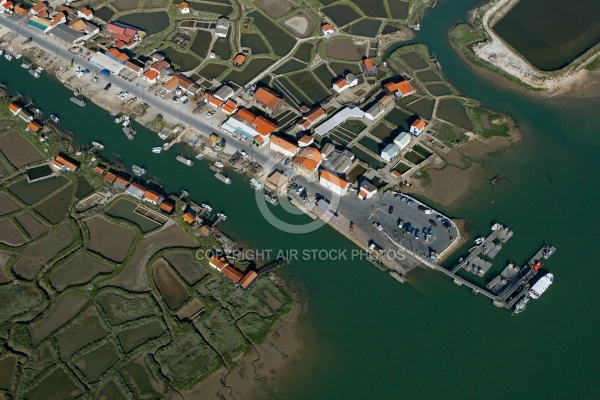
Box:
[104, 172, 117, 183]
[107, 47, 128, 62]
[384, 80, 415, 96]
[31, 3, 46, 13]
[14, 5, 28, 16]
[270, 136, 298, 153]
[363, 58, 376, 72]
[94, 165, 105, 174]
[54, 155, 78, 172]
[254, 116, 278, 136]
[209, 255, 229, 271]
[239, 270, 258, 289]
[232, 53, 246, 66]
[143, 69, 159, 81]
[411, 119, 426, 130]
[8, 103, 21, 113]
[320, 170, 349, 189]
[78, 7, 92, 17]
[144, 190, 160, 202]
[235, 108, 256, 123]
[160, 202, 174, 214]
[321, 23, 334, 32]
[27, 121, 43, 132]
[254, 87, 283, 109]
[221, 266, 243, 283]
[183, 212, 195, 224]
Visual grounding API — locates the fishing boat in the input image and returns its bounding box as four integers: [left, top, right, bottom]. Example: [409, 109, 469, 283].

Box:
[28, 69, 40, 78]
[201, 204, 212, 212]
[4, 53, 12, 61]
[215, 172, 231, 184]
[50, 114, 59, 123]
[528, 273, 553, 300]
[195, 153, 204, 160]
[123, 126, 135, 140]
[91, 141, 104, 150]
[131, 164, 146, 176]
[513, 296, 530, 315]
[249, 178, 262, 190]
[35, 66, 43, 73]
[152, 147, 162, 154]
[475, 237, 485, 245]
[264, 194, 278, 205]
[21, 61, 30, 68]
[176, 155, 193, 166]
[213, 161, 224, 168]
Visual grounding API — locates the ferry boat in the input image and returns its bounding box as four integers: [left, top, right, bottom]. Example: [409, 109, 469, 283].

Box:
[28, 69, 40, 78]
[513, 296, 530, 315]
[50, 114, 59, 123]
[176, 155, 193, 166]
[91, 141, 104, 150]
[123, 127, 135, 140]
[131, 164, 146, 176]
[152, 147, 162, 154]
[528, 273, 553, 300]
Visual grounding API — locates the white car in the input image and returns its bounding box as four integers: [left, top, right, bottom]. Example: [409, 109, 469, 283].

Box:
[207, 110, 214, 118]
[181, 95, 188, 103]
[424, 209, 433, 214]
[240, 150, 248, 157]
[119, 91, 129, 100]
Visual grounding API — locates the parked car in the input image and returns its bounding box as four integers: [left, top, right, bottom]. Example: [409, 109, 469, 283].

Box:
[397, 218, 404, 228]
[424, 208, 433, 214]
[240, 150, 248, 157]
[376, 223, 383, 231]
[429, 219, 437, 226]
[388, 205, 394, 214]
[406, 199, 415, 205]
[207, 110, 214, 118]
[172, 95, 180, 103]
[414, 229, 420, 238]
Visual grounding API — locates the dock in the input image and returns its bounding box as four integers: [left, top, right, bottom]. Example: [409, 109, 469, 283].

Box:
[452, 224, 513, 277]
[164, 128, 190, 151]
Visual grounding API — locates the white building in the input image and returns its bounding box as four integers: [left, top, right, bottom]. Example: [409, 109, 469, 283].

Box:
[358, 180, 377, 200]
[410, 119, 426, 136]
[90, 51, 125, 75]
[365, 102, 386, 121]
[215, 17, 229, 38]
[319, 170, 349, 196]
[269, 136, 298, 158]
[393, 131, 411, 151]
[381, 143, 399, 162]
[315, 106, 365, 137]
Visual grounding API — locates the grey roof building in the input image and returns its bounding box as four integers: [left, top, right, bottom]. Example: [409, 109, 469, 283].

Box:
[49, 24, 86, 45]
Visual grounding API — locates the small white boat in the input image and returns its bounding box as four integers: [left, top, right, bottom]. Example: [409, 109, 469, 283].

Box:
[213, 161, 224, 168]
[176, 155, 193, 166]
[36, 66, 43, 72]
[158, 132, 168, 140]
[50, 115, 59, 123]
[195, 153, 204, 160]
[29, 69, 40, 78]
[201, 204, 212, 212]
[14, 53, 22, 59]
[0, 50, 3, 56]
[152, 147, 162, 154]
[475, 237, 485, 245]
[91, 141, 105, 150]
[5, 54, 13, 61]
[21, 61, 30, 68]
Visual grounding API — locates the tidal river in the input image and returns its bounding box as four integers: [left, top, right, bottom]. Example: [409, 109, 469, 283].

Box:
[1, 0, 600, 397]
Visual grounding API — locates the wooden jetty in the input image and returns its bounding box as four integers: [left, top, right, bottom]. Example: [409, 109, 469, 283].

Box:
[452, 223, 512, 276]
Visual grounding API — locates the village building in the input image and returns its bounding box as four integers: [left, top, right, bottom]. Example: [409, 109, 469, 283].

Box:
[410, 119, 426, 136]
[298, 135, 314, 147]
[106, 47, 129, 64]
[67, 18, 99, 36]
[26, 121, 43, 133]
[143, 60, 170, 84]
[238, 270, 258, 289]
[384, 79, 416, 98]
[183, 212, 195, 224]
[13, 5, 28, 17]
[126, 183, 146, 199]
[8, 103, 21, 115]
[160, 201, 174, 214]
[365, 102, 386, 121]
[363, 58, 377, 75]
[179, 1, 190, 14]
[213, 85, 234, 102]
[18, 109, 33, 122]
[208, 255, 257, 288]
[358, 180, 377, 200]
[52, 155, 79, 172]
[269, 136, 298, 158]
[265, 170, 288, 194]
[0, 1, 13, 14]
[49, 24, 86, 45]
[325, 148, 355, 173]
[253, 86, 285, 112]
[113, 176, 129, 189]
[292, 147, 323, 177]
[104, 171, 117, 183]
[232, 53, 246, 67]
[381, 143, 400, 162]
[315, 106, 366, 137]
[221, 99, 238, 115]
[221, 108, 278, 145]
[215, 17, 229, 38]
[77, 6, 92, 20]
[162, 73, 201, 96]
[296, 106, 327, 131]
[321, 23, 334, 36]
[393, 131, 411, 151]
[90, 51, 125, 75]
[94, 165, 106, 175]
[122, 60, 144, 77]
[332, 73, 358, 94]
[319, 170, 349, 196]
[143, 190, 162, 205]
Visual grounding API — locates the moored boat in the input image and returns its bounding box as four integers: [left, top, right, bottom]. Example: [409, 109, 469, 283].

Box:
[132, 164, 146, 176]
[264, 194, 278, 205]
[29, 69, 40, 78]
[123, 127, 135, 140]
[513, 296, 530, 315]
[528, 273, 553, 300]
[70, 97, 86, 107]
[176, 155, 193, 166]
[50, 114, 59, 123]
[213, 161, 224, 168]
[91, 141, 104, 150]
[152, 147, 162, 154]
[249, 178, 262, 190]
[21, 61, 30, 69]
[215, 172, 231, 184]
[195, 153, 204, 160]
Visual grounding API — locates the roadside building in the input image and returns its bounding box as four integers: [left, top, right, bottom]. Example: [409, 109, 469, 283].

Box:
[113, 176, 129, 189]
[410, 119, 426, 136]
[13, 5, 28, 17]
[221, 99, 238, 115]
[364, 102, 386, 121]
[358, 180, 377, 200]
[8, 103, 21, 115]
[232, 53, 246, 67]
[29, 2, 47, 16]
[106, 47, 129, 64]
[90, 51, 125, 75]
[298, 135, 314, 147]
[321, 23, 334, 36]
[292, 147, 323, 177]
[183, 212, 195, 224]
[326, 149, 355, 173]
[253, 86, 285, 112]
[221, 266, 243, 284]
[179, 1, 190, 14]
[160, 201, 174, 214]
[269, 136, 298, 158]
[383, 79, 416, 98]
[213, 85, 234, 102]
[393, 131, 411, 151]
[68, 19, 99, 37]
[221, 108, 278, 144]
[215, 17, 229, 38]
[77, 6, 92, 20]
[53, 155, 79, 172]
[320, 142, 335, 159]
[296, 106, 327, 131]
[363, 58, 377, 75]
[381, 143, 399, 162]
[18, 110, 33, 122]
[48, 24, 86, 46]
[265, 170, 288, 194]
[332, 78, 348, 94]
[123, 60, 144, 77]
[319, 170, 349, 196]
[0, 1, 13, 14]
[162, 73, 201, 96]
[203, 93, 223, 108]
[104, 171, 117, 183]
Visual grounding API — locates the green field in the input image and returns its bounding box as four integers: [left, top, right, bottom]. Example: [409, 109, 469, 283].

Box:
[118, 320, 165, 353]
[96, 290, 160, 326]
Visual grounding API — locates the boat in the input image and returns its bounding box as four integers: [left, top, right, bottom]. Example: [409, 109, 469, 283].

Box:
[215, 172, 231, 184]
[158, 132, 168, 140]
[176, 155, 194, 166]
[491, 223, 501, 230]
[249, 178, 262, 190]
[542, 245, 556, 259]
[195, 153, 204, 160]
[528, 273, 553, 300]
[21, 61, 30, 69]
[475, 237, 485, 245]
[201, 204, 212, 212]
[389, 270, 407, 283]
[14, 53, 22, 59]
[123, 127, 135, 140]
[213, 161, 224, 168]
[264, 194, 278, 205]
[91, 141, 104, 150]
[513, 296, 530, 315]
[50, 114, 59, 123]
[152, 147, 162, 154]
[70, 97, 86, 107]
[28, 69, 40, 78]
[490, 174, 502, 184]
[0, 49, 3, 55]
[132, 164, 146, 176]
[35, 66, 43, 72]
[4, 53, 12, 61]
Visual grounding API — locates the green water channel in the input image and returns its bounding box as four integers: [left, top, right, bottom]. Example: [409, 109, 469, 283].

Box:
[1, 0, 600, 396]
